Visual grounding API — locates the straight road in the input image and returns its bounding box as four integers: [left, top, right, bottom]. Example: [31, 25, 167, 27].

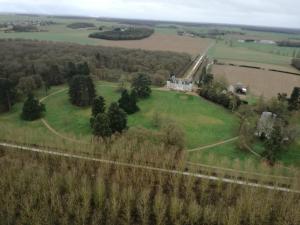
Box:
[184, 42, 215, 81]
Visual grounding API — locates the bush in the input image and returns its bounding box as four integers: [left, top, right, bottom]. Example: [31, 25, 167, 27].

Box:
[161, 121, 185, 150]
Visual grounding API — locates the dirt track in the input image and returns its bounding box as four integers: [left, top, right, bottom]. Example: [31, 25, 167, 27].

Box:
[212, 65, 300, 99]
[1, 142, 299, 193]
[98, 33, 212, 56]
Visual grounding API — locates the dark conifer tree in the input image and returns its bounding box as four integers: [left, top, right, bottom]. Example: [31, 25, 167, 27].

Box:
[118, 89, 131, 113]
[264, 125, 283, 164]
[69, 75, 96, 107]
[288, 87, 300, 111]
[131, 73, 152, 98]
[66, 61, 77, 80]
[90, 96, 106, 127]
[118, 89, 139, 114]
[108, 102, 127, 133]
[78, 62, 90, 75]
[93, 113, 112, 137]
[92, 96, 106, 117]
[21, 94, 45, 121]
[0, 78, 16, 112]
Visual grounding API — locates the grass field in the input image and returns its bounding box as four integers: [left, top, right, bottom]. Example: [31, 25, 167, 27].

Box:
[1, 82, 299, 168]
[208, 40, 294, 66]
[0, 82, 238, 149]
[43, 82, 238, 149]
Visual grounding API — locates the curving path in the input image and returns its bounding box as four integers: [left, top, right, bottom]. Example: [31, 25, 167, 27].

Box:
[39, 88, 86, 143]
[187, 137, 239, 152]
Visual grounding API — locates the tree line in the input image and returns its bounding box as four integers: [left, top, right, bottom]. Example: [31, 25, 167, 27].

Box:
[1, 147, 299, 225]
[89, 27, 154, 40]
[198, 69, 242, 111]
[66, 22, 96, 29]
[0, 39, 190, 112]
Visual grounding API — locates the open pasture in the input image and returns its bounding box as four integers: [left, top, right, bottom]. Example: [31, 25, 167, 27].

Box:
[43, 83, 238, 149]
[212, 65, 300, 99]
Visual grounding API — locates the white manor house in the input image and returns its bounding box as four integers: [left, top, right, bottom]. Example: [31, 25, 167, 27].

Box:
[166, 75, 193, 92]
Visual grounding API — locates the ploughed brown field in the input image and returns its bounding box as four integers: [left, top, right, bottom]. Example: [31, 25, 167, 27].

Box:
[97, 33, 211, 56]
[212, 65, 300, 99]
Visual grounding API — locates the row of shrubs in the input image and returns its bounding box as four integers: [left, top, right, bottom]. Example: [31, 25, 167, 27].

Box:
[199, 87, 242, 110]
[292, 58, 300, 70]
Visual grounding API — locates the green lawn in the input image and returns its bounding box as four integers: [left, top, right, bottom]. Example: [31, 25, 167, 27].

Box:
[1, 82, 299, 168]
[43, 82, 239, 149]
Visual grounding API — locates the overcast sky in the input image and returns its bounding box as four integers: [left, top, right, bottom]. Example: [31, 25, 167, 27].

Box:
[0, 0, 299, 28]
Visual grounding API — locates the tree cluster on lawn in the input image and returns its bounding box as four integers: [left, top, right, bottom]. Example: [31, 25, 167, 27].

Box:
[238, 91, 300, 164]
[91, 74, 151, 138]
[66, 22, 96, 29]
[91, 99, 127, 138]
[0, 39, 189, 112]
[198, 73, 242, 111]
[89, 27, 154, 40]
[21, 93, 45, 121]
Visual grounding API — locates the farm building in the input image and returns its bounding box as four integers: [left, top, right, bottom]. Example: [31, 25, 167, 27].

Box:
[255, 112, 277, 138]
[166, 75, 193, 92]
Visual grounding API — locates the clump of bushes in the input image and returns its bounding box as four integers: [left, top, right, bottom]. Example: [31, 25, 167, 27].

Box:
[198, 73, 241, 111]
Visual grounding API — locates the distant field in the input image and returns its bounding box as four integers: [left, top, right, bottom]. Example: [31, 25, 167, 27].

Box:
[233, 41, 300, 58]
[0, 26, 210, 56]
[208, 41, 293, 66]
[92, 33, 211, 56]
[0, 15, 211, 56]
[217, 60, 300, 74]
[212, 65, 300, 98]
